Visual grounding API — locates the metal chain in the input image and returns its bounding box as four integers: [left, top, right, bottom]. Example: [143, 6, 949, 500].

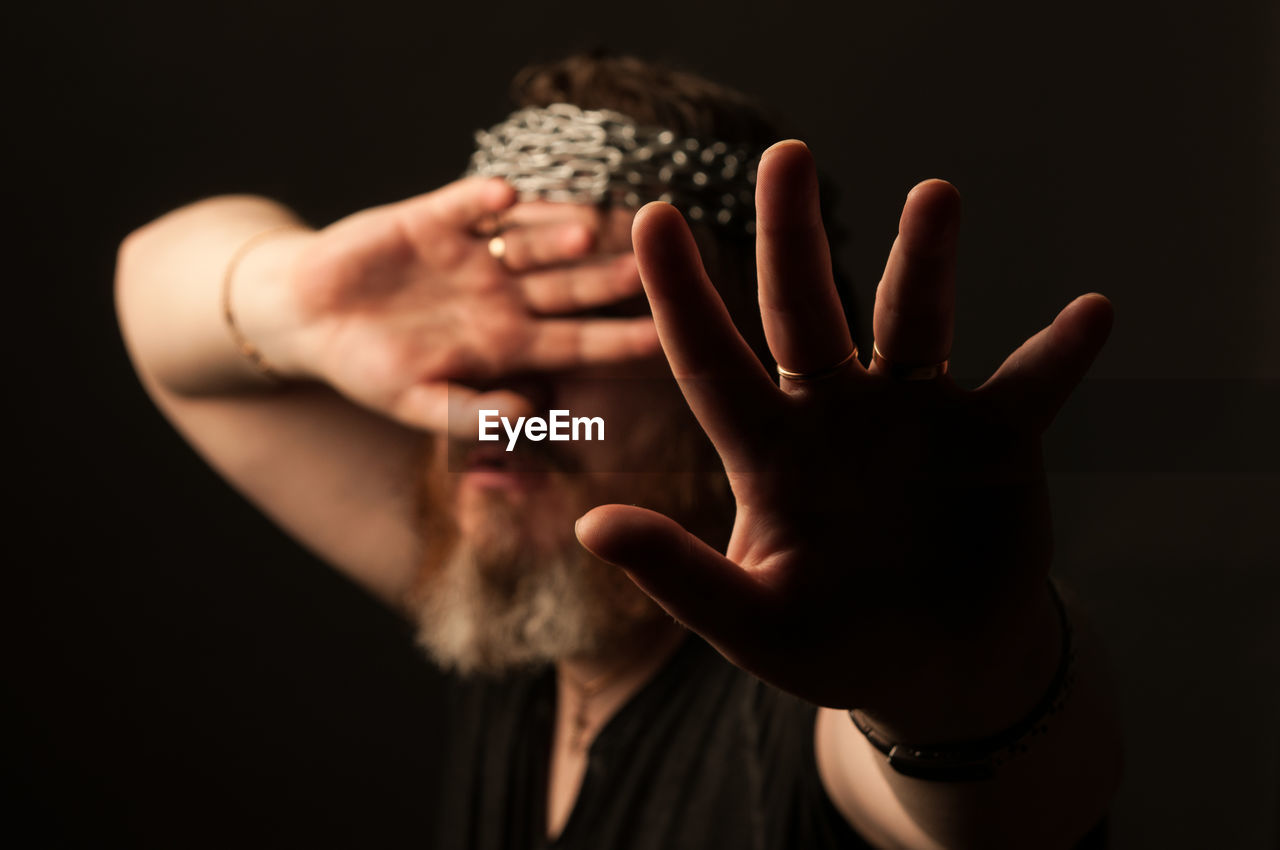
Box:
[466, 103, 758, 234]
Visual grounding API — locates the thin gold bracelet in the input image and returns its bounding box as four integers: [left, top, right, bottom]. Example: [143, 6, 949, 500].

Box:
[220, 224, 296, 381]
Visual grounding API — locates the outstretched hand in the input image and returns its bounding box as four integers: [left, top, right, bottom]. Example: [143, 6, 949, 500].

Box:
[575, 142, 1112, 721]
[283, 178, 659, 432]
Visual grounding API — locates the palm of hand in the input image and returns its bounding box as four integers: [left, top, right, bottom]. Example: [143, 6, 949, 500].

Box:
[719, 379, 1051, 707]
[576, 143, 1111, 710]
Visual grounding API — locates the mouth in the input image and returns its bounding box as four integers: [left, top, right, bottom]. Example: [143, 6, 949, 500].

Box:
[458, 445, 552, 489]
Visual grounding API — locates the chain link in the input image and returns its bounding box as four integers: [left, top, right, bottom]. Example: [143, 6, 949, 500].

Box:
[466, 103, 758, 234]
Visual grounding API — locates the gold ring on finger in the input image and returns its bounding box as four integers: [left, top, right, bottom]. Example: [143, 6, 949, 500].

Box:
[870, 342, 949, 381]
[487, 235, 510, 270]
[777, 347, 859, 383]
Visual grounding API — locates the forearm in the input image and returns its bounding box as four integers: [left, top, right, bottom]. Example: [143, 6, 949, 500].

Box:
[115, 195, 318, 396]
[113, 196, 430, 603]
[817, 594, 1123, 849]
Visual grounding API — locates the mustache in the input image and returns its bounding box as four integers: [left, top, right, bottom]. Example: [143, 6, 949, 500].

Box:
[446, 435, 585, 475]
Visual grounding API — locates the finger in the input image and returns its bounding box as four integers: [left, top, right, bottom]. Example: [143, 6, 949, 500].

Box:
[520, 254, 642, 314]
[576, 505, 770, 651]
[978, 293, 1114, 431]
[391, 381, 536, 436]
[492, 200, 600, 231]
[755, 141, 858, 380]
[632, 202, 781, 467]
[492, 221, 595, 273]
[521, 316, 661, 369]
[404, 177, 517, 233]
[870, 179, 961, 371]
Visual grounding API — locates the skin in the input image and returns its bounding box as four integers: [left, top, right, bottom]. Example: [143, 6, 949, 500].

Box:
[115, 180, 661, 601]
[578, 141, 1122, 847]
[580, 142, 1112, 717]
[116, 146, 1122, 848]
[266, 182, 661, 432]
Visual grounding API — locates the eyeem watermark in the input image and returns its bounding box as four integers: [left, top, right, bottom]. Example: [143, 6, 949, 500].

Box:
[478, 409, 605, 451]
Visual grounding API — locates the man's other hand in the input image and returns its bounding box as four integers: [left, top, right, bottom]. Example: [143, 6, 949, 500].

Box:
[282, 178, 659, 433]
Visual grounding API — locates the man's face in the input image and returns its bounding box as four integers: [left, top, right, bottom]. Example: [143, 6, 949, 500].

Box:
[409, 203, 731, 674]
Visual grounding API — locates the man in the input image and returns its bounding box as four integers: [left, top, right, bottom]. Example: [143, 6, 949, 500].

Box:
[115, 54, 1121, 848]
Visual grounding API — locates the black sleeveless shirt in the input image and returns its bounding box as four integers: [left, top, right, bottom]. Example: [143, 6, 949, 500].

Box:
[429, 634, 871, 849]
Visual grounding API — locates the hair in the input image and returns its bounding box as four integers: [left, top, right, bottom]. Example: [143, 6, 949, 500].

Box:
[508, 52, 859, 368]
[511, 53, 783, 153]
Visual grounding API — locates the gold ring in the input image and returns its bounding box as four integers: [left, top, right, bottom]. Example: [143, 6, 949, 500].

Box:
[487, 235, 508, 266]
[777, 347, 859, 383]
[870, 342, 949, 381]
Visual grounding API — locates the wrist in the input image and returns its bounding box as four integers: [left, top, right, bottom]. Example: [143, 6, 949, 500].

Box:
[228, 226, 321, 382]
[859, 580, 1064, 746]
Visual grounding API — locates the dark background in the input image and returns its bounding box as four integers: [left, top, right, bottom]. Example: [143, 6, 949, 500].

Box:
[6, 1, 1277, 847]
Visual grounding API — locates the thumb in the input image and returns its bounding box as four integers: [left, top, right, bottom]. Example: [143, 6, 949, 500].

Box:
[575, 505, 768, 648]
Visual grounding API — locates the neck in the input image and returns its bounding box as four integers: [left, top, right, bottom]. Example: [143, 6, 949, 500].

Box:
[554, 619, 687, 750]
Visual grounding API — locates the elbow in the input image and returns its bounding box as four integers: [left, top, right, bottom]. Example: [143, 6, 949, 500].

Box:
[114, 208, 178, 355]
[114, 219, 157, 361]
[113, 194, 289, 363]
[115, 220, 152, 302]
[116, 193, 280, 282]
[113, 200, 199, 314]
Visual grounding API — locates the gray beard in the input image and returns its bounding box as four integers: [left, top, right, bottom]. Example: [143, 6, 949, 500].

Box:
[410, 429, 732, 676]
[410, 491, 659, 675]
[412, 544, 607, 674]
